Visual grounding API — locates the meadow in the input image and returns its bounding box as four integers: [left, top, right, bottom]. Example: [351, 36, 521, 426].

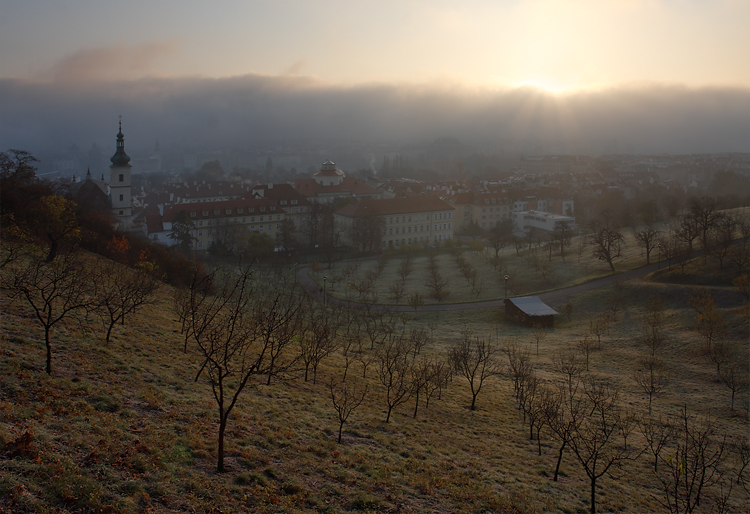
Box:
[1, 237, 748, 513]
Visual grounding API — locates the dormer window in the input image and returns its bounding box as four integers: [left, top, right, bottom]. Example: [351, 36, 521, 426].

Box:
[260, 207, 266, 213]
[280, 200, 287, 205]
[202, 210, 208, 217]
[190, 211, 197, 218]
[249, 208, 254, 213]
[291, 200, 298, 205]
[225, 209, 232, 215]
[270, 206, 276, 212]
[237, 208, 243, 214]
[214, 210, 220, 215]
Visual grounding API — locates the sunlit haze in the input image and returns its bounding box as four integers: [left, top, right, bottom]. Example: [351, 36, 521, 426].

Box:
[1, 0, 749, 153]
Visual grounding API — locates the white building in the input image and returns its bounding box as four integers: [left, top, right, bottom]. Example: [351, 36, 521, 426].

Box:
[512, 210, 575, 236]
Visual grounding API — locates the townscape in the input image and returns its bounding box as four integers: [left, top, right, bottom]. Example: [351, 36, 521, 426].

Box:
[1, 123, 749, 513]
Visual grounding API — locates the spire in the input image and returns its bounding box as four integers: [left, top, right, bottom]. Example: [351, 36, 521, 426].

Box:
[110, 116, 131, 168]
[86, 167, 91, 178]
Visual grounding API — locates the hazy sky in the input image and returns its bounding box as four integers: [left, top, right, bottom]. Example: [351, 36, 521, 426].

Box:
[1, 0, 749, 154]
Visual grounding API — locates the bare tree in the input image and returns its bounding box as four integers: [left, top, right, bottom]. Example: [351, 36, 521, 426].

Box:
[607, 278, 626, 321]
[570, 379, 633, 514]
[422, 358, 452, 409]
[552, 347, 585, 400]
[576, 335, 600, 372]
[689, 289, 726, 352]
[187, 267, 262, 472]
[656, 406, 728, 514]
[254, 283, 305, 385]
[634, 357, 671, 416]
[387, 281, 406, 305]
[531, 324, 547, 358]
[635, 225, 661, 264]
[588, 211, 625, 272]
[299, 304, 340, 384]
[503, 339, 533, 404]
[410, 357, 442, 418]
[330, 375, 368, 443]
[588, 314, 611, 344]
[689, 196, 723, 262]
[720, 361, 749, 411]
[93, 259, 160, 343]
[409, 327, 431, 359]
[397, 257, 413, 286]
[554, 222, 574, 261]
[546, 384, 584, 481]
[377, 336, 414, 422]
[407, 292, 424, 312]
[450, 334, 504, 410]
[639, 415, 674, 472]
[6, 250, 95, 375]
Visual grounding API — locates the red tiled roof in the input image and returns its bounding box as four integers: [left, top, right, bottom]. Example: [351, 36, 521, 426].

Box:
[145, 214, 164, 234]
[293, 177, 380, 197]
[336, 196, 454, 218]
[243, 183, 311, 206]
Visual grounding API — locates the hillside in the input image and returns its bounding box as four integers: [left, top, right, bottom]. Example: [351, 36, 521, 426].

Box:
[1, 247, 749, 514]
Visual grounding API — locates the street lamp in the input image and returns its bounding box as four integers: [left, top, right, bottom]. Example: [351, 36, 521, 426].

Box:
[504, 274, 510, 299]
[323, 276, 327, 306]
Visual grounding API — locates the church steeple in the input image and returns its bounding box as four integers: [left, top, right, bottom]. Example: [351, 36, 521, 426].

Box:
[110, 118, 131, 168]
[109, 117, 133, 230]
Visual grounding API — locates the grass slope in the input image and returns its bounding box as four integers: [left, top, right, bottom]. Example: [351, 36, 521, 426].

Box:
[1, 252, 749, 513]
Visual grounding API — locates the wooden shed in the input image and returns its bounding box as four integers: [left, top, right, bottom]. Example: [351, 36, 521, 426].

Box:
[504, 296, 557, 328]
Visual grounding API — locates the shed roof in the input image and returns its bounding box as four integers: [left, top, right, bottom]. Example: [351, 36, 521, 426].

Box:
[508, 296, 558, 316]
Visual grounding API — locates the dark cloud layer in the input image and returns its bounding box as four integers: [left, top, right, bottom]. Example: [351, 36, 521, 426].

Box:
[1, 73, 748, 155]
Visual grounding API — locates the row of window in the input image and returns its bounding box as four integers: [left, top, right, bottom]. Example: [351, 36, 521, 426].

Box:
[189, 224, 280, 238]
[387, 212, 451, 224]
[384, 233, 452, 247]
[387, 221, 452, 235]
[196, 214, 281, 227]
[189, 205, 277, 218]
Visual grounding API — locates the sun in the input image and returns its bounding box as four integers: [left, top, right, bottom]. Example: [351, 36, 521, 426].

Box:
[514, 79, 570, 94]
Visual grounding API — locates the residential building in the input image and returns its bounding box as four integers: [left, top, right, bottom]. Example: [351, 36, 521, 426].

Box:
[335, 196, 456, 250]
[512, 210, 575, 237]
[152, 197, 284, 250]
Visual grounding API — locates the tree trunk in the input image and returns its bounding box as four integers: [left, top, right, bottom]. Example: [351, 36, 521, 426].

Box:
[554, 439, 566, 481]
[217, 416, 227, 472]
[590, 477, 597, 514]
[45, 326, 52, 375]
[385, 405, 393, 423]
[337, 422, 344, 443]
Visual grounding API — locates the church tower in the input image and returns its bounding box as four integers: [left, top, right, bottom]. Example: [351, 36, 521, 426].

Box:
[109, 119, 132, 229]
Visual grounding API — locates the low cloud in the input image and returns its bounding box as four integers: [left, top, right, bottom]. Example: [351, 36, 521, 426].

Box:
[43, 40, 181, 84]
[1, 72, 748, 155]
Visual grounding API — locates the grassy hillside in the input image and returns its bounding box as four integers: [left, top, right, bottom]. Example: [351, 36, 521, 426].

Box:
[1, 249, 748, 513]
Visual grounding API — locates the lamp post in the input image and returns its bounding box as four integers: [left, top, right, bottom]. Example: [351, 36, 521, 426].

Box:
[323, 276, 327, 306]
[504, 274, 510, 299]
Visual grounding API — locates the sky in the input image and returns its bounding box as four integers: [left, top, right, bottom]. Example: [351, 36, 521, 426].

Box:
[1, 0, 749, 155]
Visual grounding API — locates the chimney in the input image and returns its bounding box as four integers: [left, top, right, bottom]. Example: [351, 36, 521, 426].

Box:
[158, 204, 164, 216]
[268, 183, 274, 189]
